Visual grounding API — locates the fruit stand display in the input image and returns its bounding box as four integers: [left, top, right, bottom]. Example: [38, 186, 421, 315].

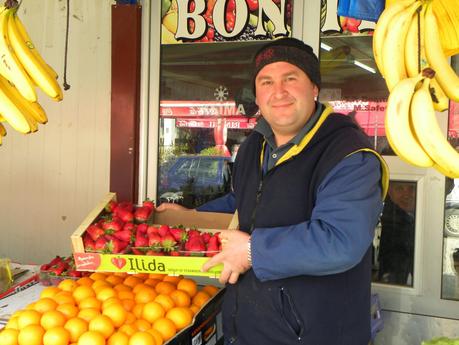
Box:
[71, 193, 236, 277]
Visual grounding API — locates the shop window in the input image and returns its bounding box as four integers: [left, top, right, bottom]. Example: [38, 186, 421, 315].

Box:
[319, 34, 392, 154]
[441, 56, 459, 301]
[372, 181, 417, 287]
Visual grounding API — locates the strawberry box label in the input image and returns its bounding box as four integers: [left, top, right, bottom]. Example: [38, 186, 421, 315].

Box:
[73, 252, 223, 278]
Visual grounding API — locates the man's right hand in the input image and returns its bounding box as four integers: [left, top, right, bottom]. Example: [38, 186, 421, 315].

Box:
[155, 203, 194, 212]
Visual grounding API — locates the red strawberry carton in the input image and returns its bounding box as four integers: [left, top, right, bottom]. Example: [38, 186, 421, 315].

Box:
[71, 192, 237, 278]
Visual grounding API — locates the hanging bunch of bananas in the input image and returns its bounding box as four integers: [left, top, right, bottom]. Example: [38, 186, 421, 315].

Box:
[373, 0, 459, 178]
[0, 1, 63, 145]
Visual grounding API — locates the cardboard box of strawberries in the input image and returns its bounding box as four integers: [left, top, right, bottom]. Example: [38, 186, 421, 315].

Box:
[71, 193, 235, 277]
[39, 255, 91, 286]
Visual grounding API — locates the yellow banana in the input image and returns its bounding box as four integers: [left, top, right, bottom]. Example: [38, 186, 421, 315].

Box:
[8, 11, 62, 101]
[381, 1, 422, 91]
[410, 77, 459, 177]
[434, 163, 459, 179]
[385, 75, 433, 167]
[13, 14, 58, 80]
[405, 4, 449, 112]
[0, 7, 36, 102]
[372, 0, 416, 76]
[0, 74, 33, 133]
[0, 74, 47, 124]
[424, 5, 459, 102]
[0, 122, 6, 136]
[432, 0, 459, 57]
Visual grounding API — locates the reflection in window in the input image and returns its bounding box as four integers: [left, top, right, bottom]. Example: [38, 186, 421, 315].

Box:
[319, 34, 393, 155]
[441, 55, 459, 301]
[373, 181, 416, 287]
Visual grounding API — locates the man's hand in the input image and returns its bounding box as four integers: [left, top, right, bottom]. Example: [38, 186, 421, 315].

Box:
[202, 230, 252, 285]
[156, 203, 194, 212]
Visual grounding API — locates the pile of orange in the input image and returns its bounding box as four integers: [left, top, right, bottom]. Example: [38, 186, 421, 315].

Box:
[0, 272, 220, 345]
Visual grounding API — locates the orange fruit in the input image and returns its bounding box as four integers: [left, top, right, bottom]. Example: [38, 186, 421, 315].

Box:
[56, 303, 79, 319]
[102, 297, 122, 309]
[105, 275, 124, 286]
[141, 301, 165, 324]
[125, 312, 136, 325]
[91, 279, 110, 291]
[107, 331, 129, 345]
[191, 291, 211, 308]
[73, 285, 96, 303]
[18, 324, 45, 345]
[134, 273, 150, 280]
[76, 330, 105, 345]
[162, 275, 183, 285]
[58, 279, 78, 292]
[76, 277, 94, 287]
[113, 284, 131, 292]
[169, 290, 191, 308]
[154, 282, 175, 295]
[135, 287, 157, 304]
[177, 279, 197, 298]
[17, 309, 42, 329]
[40, 310, 67, 330]
[43, 326, 70, 345]
[5, 317, 19, 330]
[78, 297, 102, 310]
[117, 290, 135, 300]
[77, 308, 101, 323]
[118, 324, 137, 336]
[152, 317, 176, 341]
[154, 294, 175, 312]
[165, 307, 193, 330]
[189, 304, 199, 315]
[96, 287, 117, 302]
[102, 303, 127, 328]
[132, 303, 145, 319]
[201, 285, 219, 296]
[123, 275, 143, 288]
[89, 272, 108, 281]
[25, 303, 36, 310]
[64, 317, 88, 343]
[121, 298, 136, 312]
[132, 283, 149, 294]
[146, 329, 164, 345]
[34, 298, 58, 313]
[143, 278, 161, 288]
[132, 318, 151, 332]
[88, 315, 114, 339]
[129, 331, 155, 345]
[0, 328, 19, 345]
[53, 292, 76, 306]
[40, 287, 61, 299]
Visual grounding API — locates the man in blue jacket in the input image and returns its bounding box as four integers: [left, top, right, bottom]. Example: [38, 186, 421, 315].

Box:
[158, 37, 388, 345]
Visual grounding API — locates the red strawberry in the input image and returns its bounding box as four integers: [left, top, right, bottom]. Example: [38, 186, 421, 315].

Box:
[170, 251, 180, 256]
[105, 200, 118, 213]
[102, 218, 124, 233]
[161, 234, 177, 252]
[170, 228, 187, 242]
[106, 238, 128, 254]
[123, 222, 136, 232]
[134, 206, 152, 223]
[67, 270, 82, 278]
[116, 201, 134, 213]
[94, 237, 108, 251]
[148, 233, 162, 249]
[206, 242, 220, 257]
[201, 232, 211, 244]
[113, 229, 133, 243]
[132, 248, 145, 255]
[134, 233, 149, 247]
[158, 225, 171, 237]
[147, 226, 159, 237]
[208, 234, 220, 246]
[187, 229, 201, 238]
[185, 236, 206, 256]
[86, 224, 105, 241]
[143, 199, 155, 211]
[146, 250, 164, 256]
[136, 223, 149, 234]
[83, 234, 96, 251]
[116, 208, 134, 223]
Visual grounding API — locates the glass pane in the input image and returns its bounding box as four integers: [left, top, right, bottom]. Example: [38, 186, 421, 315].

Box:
[319, 34, 393, 154]
[441, 55, 459, 301]
[373, 181, 417, 287]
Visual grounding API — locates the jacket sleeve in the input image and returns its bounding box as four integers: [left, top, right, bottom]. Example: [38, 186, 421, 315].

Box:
[251, 152, 383, 281]
[196, 192, 236, 214]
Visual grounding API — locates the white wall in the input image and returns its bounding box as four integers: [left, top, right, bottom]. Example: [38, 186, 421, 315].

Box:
[0, 0, 112, 264]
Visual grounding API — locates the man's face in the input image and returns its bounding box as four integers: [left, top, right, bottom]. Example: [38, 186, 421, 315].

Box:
[388, 182, 416, 213]
[255, 61, 319, 142]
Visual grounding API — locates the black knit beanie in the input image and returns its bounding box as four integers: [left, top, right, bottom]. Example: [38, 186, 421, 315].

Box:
[252, 37, 321, 93]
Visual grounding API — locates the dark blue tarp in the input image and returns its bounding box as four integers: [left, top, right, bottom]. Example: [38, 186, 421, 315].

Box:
[337, 0, 385, 22]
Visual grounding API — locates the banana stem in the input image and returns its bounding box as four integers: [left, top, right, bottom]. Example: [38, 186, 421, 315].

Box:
[4, 0, 18, 10]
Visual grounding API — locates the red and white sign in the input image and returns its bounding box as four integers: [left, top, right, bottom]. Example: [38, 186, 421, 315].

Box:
[160, 100, 244, 117]
[176, 117, 256, 129]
